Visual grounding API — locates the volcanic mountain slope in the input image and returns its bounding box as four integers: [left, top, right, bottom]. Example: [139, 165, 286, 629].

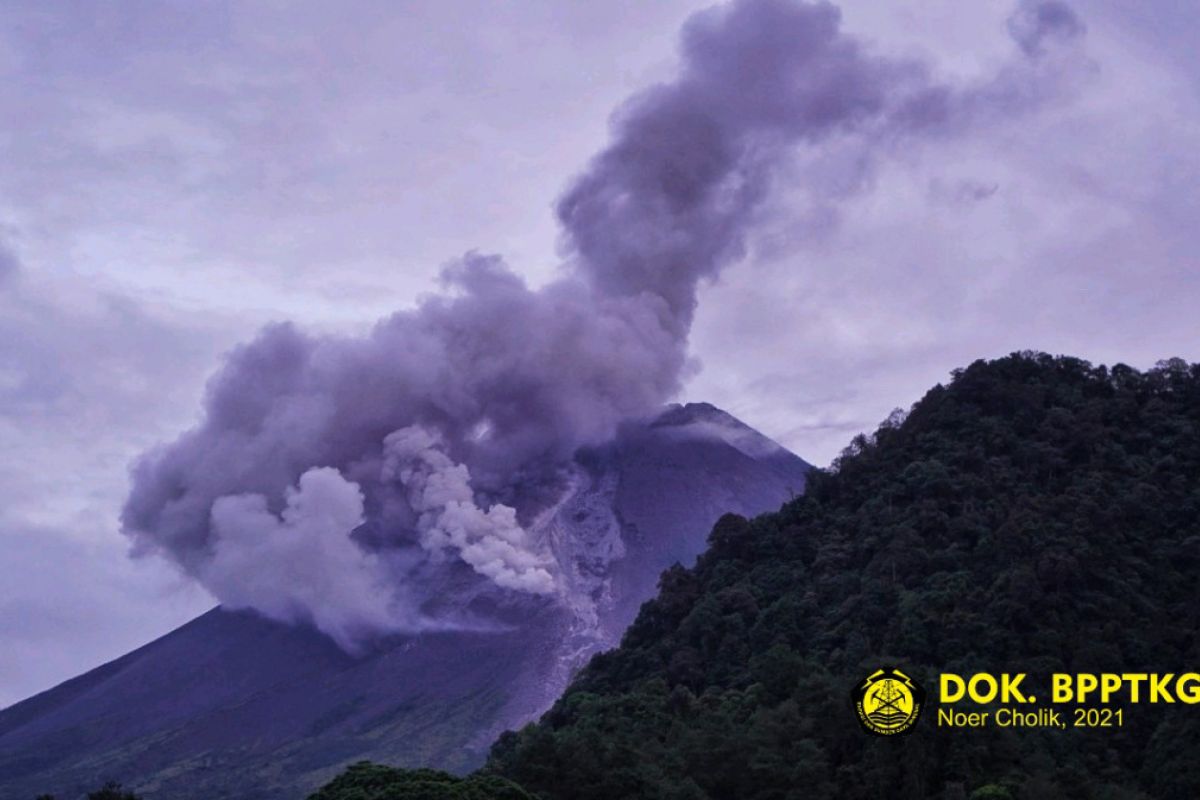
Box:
[0, 404, 809, 800]
[484, 354, 1200, 800]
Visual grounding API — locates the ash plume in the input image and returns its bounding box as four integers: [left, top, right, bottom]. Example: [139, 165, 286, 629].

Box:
[382, 426, 556, 595]
[121, 0, 1086, 649]
[202, 467, 401, 651]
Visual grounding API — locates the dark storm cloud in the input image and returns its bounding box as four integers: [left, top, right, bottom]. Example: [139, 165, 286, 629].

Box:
[121, 0, 1087, 648]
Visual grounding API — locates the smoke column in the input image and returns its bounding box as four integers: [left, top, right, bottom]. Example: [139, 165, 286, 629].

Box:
[381, 426, 556, 595]
[121, 0, 1085, 648]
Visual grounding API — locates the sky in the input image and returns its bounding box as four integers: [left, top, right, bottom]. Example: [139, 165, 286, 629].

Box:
[0, 0, 1197, 708]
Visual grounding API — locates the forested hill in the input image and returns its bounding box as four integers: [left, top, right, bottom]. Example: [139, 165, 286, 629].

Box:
[484, 353, 1200, 800]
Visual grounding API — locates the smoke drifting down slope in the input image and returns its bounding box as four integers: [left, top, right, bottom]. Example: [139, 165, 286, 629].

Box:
[121, 0, 1086, 648]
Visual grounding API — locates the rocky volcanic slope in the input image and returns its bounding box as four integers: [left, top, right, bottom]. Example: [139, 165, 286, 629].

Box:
[0, 404, 809, 800]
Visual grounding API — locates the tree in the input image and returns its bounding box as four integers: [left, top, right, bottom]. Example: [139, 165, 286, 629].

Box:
[484, 353, 1200, 799]
[308, 761, 534, 800]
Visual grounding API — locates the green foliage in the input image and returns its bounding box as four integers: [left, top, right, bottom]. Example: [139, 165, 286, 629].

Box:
[484, 353, 1200, 800]
[307, 761, 534, 800]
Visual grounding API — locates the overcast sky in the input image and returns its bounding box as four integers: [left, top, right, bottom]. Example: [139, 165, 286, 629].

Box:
[1, 0, 1197, 708]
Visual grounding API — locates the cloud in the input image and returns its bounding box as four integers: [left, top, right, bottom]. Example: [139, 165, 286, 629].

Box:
[119, 0, 1094, 650]
[1008, 0, 1086, 57]
[0, 233, 231, 706]
[13, 0, 1200, 703]
[0, 242, 17, 287]
[0, 520, 208, 709]
[685, 1, 1200, 468]
[204, 467, 403, 651]
[383, 426, 555, 595]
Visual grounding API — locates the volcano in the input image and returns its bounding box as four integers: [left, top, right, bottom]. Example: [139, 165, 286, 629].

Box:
[0, 403, 809, 800]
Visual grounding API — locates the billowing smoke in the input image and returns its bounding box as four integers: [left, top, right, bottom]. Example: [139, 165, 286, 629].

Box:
[381, 426, 555, 595]
[203, 468, 400, 651]
[121, 0, 1085, 648]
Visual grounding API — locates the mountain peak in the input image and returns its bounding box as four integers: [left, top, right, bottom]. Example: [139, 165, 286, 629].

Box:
[0, 405, 810, 800]
[645, 402, 807, 472]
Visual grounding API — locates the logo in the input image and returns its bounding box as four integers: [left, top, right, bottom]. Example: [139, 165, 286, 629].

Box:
[851, 666, 926, 736]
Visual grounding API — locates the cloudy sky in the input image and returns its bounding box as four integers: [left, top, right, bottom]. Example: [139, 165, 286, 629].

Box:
[1, 0, 1197, 708]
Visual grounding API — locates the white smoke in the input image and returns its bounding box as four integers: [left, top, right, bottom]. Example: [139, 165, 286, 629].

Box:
[382, 426, 556, 595]
[199, 437, 556, 648]
[121, 0, 1089, 651]
[203, 467, 406, 651]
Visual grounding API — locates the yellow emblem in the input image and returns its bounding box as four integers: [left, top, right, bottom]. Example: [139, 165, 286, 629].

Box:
[852, 667, 925, 736]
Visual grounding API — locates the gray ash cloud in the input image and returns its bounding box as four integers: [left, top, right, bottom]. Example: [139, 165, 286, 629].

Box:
[121, 0, 1085, 649]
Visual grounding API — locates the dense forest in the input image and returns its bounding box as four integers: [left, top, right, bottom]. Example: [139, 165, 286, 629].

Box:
[310, 352, 1200, 800]
[306, 763, 533, 800]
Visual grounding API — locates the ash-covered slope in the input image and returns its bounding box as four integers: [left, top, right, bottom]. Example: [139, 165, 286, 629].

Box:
[0, 404, 809, 800]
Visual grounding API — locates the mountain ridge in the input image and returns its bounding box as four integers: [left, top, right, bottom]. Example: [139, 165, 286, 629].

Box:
[479, 352, 1200, 800]
[0, 403, 810, 800]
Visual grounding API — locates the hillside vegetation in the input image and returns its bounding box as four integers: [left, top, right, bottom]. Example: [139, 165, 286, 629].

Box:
[315, 353, 1200, 800]
[306, 763, 533, 800]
